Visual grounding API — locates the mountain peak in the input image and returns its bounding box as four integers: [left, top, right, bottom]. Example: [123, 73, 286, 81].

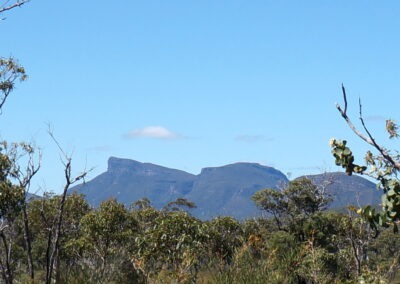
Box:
[107, 157, 144, 172]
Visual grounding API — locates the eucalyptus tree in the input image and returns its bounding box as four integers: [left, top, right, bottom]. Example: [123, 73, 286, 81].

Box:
[0, 41, 40, 283]
[135, 210, 209, 283]
[252, 178, 331, 236]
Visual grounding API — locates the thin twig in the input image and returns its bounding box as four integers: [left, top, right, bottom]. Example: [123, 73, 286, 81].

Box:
[47, 126, 68, 160]
[341, 84, 348, 114]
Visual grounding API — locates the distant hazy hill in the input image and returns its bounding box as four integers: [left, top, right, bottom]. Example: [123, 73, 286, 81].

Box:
[73, 157, 382, 219]
[299, 172, 381, 210]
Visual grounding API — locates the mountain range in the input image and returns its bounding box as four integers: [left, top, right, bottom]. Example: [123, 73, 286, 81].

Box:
[72, 157, 382, 219]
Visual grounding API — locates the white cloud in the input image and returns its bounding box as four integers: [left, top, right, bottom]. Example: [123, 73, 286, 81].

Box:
[125, 126, 180, 140]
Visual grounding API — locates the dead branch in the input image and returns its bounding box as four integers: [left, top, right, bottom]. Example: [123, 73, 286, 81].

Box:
[337, 86, 400, 171]
[358, 99, 400, 170]
[0, 0, 29, 14]
[45, 129, 91, 284]
[336, 85, 374, 145]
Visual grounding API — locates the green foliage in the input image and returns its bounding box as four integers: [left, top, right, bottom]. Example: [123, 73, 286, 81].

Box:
[0, 57, 27, 89]
[163, 197, 197, 212]
[65, 199, 139, 282]
[252, 178, 331, 234]
[0, 181, 24, 220]
[0, 141, 35, 220]
[135, 210, 209, 282]
[0, 57, 27, 110]
[296, 239, 336, 284]
[26, 193, 91, 279]
[386, 119, 398, 139]
[0, 192, 396, 283]
[80, 198, 136, 250]
[207, 216, 244, 263]
[330, 139, 367, 175]
[131, 197, 152, 210]
[252, 188, 285, 217]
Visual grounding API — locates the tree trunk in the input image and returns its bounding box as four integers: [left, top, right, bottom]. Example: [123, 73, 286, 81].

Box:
[0, 232, 13, 284]
[22, 204, 35, 282]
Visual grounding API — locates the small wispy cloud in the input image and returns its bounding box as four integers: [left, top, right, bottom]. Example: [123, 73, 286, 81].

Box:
[287, 166, 326, 171]
[235, 134, 274, 143]
[365, 115, 386, 122]
[124, 126, 180, 140]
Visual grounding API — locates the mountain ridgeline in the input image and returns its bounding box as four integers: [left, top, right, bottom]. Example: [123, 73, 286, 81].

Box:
[72, 157, 381, 219]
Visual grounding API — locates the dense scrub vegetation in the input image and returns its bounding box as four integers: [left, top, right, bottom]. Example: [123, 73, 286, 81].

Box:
[0, 187, 396, 283]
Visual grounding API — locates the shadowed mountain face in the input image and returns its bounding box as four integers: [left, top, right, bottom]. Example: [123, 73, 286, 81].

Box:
[186, 163, 288, 219]
[73, 157, 382, 219]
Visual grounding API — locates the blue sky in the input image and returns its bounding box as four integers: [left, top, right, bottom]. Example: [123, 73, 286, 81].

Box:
[1, 1, 399, 194]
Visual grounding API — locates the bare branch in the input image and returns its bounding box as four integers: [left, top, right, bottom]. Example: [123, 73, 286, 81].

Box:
[337, 86, 400, 171]
[0, 0, 29, 14]
[341, 83, 347, 114]
[17, 149, 41, 191]
[0, 91, 10, 113]
[44, 130, 92, 284]
[336, 88, 373, 145]
[358, 98, 400, 171]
